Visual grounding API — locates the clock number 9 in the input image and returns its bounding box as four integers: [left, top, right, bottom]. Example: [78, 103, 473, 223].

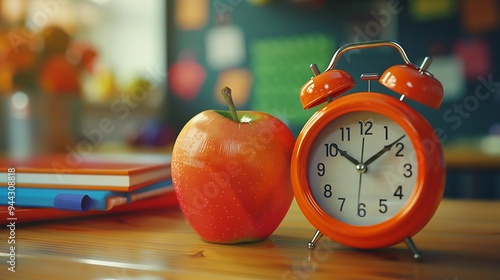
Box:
[317, 163, 325, 176]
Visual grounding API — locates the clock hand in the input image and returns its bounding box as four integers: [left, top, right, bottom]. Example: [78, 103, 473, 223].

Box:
[357, 137, 366, 214]
[335, 145, 360, 166]
[364, 135, 406, 166]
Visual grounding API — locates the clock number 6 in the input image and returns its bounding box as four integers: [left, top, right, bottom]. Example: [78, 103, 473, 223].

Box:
[358, 203, 366, 217]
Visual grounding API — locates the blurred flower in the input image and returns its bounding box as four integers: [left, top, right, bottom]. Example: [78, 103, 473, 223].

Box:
[0, 24, 98, 96]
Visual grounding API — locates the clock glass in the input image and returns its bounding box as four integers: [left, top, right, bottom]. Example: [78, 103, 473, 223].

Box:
[307, 111, 418, 226]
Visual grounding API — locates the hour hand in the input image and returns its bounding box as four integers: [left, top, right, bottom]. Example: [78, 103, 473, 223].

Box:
[336, 145, 360, 166]
[364, 135, 406, 166]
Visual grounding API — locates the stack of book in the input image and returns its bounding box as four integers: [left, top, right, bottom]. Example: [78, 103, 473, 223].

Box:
[0, 153, 178, 224]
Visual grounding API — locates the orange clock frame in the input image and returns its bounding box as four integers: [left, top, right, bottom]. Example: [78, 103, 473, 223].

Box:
[291, 92, 446, 249]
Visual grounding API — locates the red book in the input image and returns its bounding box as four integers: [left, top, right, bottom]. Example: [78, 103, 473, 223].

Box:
[0, 153, 171, 191]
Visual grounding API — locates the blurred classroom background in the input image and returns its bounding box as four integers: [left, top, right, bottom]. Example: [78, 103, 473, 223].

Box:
[0, 0, 499, 198]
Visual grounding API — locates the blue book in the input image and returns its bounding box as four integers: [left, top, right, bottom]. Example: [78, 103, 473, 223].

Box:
[0, 179, 173, 211]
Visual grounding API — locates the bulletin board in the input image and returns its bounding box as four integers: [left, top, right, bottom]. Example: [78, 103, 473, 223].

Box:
[166, 0, 500, 142]
[166, 0, 401, 133]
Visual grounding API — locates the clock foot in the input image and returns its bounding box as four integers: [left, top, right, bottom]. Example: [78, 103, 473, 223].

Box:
[307, 230, 324, 250]
[404, 237, 422, 261]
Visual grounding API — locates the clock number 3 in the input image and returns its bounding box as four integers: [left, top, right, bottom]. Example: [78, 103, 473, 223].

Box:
[403, 163, 413, 178]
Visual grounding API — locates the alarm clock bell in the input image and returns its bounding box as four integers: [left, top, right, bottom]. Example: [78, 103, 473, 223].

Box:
[299, 40, 444, 110]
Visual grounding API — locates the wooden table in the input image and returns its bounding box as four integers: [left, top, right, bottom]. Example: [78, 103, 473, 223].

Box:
[1, 199, 499, 279]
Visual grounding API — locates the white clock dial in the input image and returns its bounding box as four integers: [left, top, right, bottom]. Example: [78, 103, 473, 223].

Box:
[308, 111, 418, 226]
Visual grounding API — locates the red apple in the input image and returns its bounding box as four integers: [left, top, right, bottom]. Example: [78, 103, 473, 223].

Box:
[171, 87, 295, 243]
[168, 54, 206, 101]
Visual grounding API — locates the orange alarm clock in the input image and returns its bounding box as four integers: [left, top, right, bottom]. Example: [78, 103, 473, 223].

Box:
[291, 40, 446, 260]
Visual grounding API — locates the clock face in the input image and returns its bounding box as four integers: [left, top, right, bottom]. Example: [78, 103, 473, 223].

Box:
[307, 111, 418, 226]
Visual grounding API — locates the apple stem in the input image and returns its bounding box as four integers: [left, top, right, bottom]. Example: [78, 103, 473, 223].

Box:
[221, 86, 239, 122]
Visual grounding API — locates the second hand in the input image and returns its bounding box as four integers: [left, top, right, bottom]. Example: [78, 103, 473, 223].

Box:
[357, 137, 365, 216]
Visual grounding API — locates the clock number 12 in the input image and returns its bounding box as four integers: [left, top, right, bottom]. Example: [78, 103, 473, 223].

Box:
[359, 121, 373, 135]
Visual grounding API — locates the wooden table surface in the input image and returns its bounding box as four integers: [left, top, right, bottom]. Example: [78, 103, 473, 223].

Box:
[1, 199, 500, 280]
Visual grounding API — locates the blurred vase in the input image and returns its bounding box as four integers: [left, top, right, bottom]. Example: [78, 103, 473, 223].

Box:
[36, 94, 81, 153]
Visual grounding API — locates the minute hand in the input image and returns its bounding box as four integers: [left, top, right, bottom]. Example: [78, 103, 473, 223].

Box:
[336, 145, 360, 166]
[364, 135, 406, 166]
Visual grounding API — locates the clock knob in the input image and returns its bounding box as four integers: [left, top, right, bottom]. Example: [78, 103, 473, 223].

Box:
[379, 57, 444, 109]
[299, 64, 355, 109]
